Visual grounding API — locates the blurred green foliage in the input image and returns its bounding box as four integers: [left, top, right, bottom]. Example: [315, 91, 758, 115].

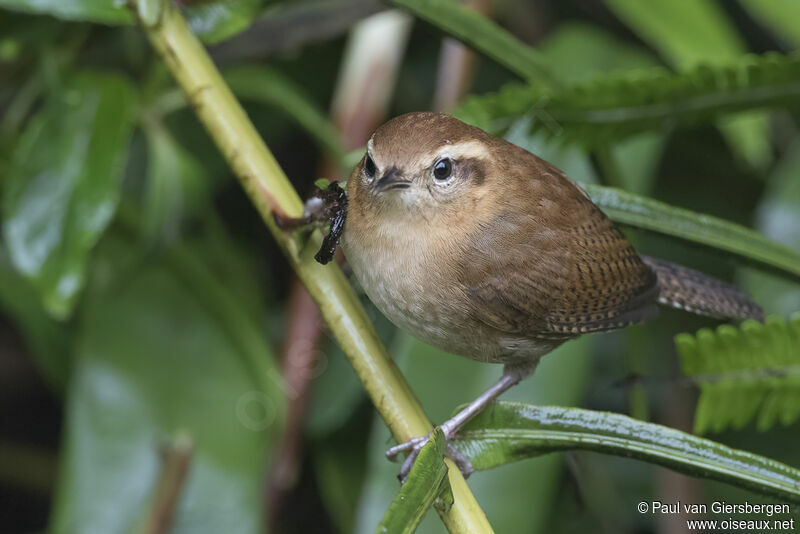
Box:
[3, 73, 136, 318]
[1, 0, 799, 533]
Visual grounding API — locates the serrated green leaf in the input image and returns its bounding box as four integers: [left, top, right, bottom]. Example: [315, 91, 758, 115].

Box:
[452, 402, 800, 503]
[506, 23, 664, 194]
[604, 0, 769, 168]
[584, 184, 800, 281]
[2, 72, 136, 319]
[677, 316, 800, 434]
[455, 52, 800, 149]
[375, 428, 449, 534]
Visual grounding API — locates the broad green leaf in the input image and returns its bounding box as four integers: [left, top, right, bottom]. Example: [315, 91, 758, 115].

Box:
[2, 72, 136, 318]
[224, 66, 348, 167]
[0, 244, 70, 393]
[677, 316, 800, 434]
[0, 0, 131, 25]
[611, 134, 665, 195]
[740, 0, 800, 48]
[584, 184, 800, 281]
[455, 52, 800, 149]
[50, 235, 285, 534]
[605, 0, 769, 168]
[390, 0, 557, 85]
[306, 338, 367, 437]
[537, 22, 656, 84]
[719, 111, 772, 170]
[186, 0, 262, 44]
[0, 0, 261, 43]
[453, 401, 800, 503]
[605, 0, 745, 68]
[375, 428, 450, 534]
[142, 121, 210, 243]
[0, 69, 44, 147]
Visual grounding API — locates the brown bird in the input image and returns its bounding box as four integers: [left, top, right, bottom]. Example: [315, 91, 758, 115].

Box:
[338, 111, 763, 479]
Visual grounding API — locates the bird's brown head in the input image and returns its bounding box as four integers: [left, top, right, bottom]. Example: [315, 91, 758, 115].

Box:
[347, 112, 497, 222]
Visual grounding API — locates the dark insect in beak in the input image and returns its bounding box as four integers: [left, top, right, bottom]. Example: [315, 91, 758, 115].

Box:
[372, 166, 411, 194]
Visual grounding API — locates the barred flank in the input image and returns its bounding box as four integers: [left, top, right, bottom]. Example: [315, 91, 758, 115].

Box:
[641, 256, 765, 322]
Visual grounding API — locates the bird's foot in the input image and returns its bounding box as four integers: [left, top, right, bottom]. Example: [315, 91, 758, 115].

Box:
[385, 428, 473, 483]
[384, 368, 530, 483]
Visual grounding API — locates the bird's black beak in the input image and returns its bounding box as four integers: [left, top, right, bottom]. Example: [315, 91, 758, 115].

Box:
[372, 167, 411, 194]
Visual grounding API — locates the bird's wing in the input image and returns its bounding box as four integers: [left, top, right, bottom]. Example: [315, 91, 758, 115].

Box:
[458, 171, 659, 339]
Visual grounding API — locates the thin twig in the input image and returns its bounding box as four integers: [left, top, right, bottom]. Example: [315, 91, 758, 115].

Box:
[266, 280, 324, 524]
[141, 433, 193, 534]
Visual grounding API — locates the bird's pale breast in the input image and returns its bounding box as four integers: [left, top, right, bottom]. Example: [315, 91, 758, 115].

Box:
[341, 216, 555, 364]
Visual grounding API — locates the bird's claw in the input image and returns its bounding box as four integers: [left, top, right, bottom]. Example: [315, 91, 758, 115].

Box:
[386, 432, 474, 483]
[385, 435, 428, 462]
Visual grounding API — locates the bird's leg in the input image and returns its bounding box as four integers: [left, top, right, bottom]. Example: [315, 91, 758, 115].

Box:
[386, 362, 537, 482]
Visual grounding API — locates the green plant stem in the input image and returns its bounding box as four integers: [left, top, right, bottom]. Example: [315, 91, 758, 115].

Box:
[129, 1, 493, 532]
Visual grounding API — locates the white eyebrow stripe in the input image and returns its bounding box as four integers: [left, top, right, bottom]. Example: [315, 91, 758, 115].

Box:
[438, 140, 491, 160]
[367, 138, 375, 155]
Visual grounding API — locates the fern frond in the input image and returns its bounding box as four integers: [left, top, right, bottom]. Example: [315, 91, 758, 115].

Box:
[456, 52, 800, 147]
[676, 316, 800, 434]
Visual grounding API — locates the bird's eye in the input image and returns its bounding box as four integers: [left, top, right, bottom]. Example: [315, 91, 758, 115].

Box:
[433, 158, 453, 181]
[364, 154, 377, 178]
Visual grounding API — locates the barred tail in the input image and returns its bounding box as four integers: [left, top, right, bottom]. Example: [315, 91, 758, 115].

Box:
[641, 256, 764, 322]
